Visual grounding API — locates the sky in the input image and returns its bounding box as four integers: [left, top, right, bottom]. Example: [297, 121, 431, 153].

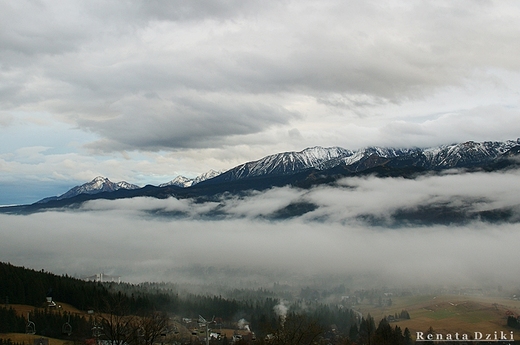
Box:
[1, 0, 520, 204]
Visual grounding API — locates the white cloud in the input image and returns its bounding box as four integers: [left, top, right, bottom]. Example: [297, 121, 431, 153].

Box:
[1, 210, 519, 288]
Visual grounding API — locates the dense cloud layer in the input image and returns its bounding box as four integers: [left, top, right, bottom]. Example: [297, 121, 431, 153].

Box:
[77, 170, 520, 223]
[2, 171, 520, 288]
[2, 209, 519, 289]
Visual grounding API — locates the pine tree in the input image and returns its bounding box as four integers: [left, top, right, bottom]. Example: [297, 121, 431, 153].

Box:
[348, 322, 359, 342]
[373, 318, 392, 345]
[358, 314, 376, 345]
[403, 327, 413, 345]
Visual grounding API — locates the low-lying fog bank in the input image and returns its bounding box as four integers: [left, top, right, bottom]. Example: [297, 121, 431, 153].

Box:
[2, 172, 519, 290]
[1, 212, 519, 289]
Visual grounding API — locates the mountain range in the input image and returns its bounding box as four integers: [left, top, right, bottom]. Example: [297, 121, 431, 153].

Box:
[2, 138, 520, 218]
[204, 139, 520, 185]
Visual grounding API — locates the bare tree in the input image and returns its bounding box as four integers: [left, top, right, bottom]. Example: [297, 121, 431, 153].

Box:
[135, 311, 171, 345]
[97, 293, 136, 345]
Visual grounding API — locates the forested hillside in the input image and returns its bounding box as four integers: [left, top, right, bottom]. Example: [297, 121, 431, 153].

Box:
[0, 262, 414, 344]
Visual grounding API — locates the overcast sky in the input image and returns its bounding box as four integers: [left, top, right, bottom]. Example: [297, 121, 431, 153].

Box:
[2, 0, 520, 204]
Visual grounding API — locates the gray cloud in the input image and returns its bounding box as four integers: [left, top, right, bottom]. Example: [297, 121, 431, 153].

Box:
[2, 1, 520, 153]
[81, 93, 295, 151]
[133, 0, 270, 22]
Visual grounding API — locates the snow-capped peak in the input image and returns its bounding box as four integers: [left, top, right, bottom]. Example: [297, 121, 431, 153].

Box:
[116, 181, 141, 190]
[160, 170, 223, 188]
[55, 176, 140, 200]
[91, 176, 110, 187]
[159, 176, 194, 188]
[193, 169, 221, 184]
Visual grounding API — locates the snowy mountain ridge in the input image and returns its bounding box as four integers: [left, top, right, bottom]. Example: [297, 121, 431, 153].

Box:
[208, 146, 353, 184]
[36, 138, 520, 204]
[422, 140, 519, 168]
[204, 139, 520, 185]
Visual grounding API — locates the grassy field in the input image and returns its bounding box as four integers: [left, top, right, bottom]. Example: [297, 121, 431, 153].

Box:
[1, 302, 87, 345]
[355, 294, 520, 339]
[0, 333, 71, 345]
[8, 303, 85, 318]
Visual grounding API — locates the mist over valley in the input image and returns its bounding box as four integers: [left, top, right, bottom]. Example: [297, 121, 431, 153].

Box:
[2, 168, 520, 291]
